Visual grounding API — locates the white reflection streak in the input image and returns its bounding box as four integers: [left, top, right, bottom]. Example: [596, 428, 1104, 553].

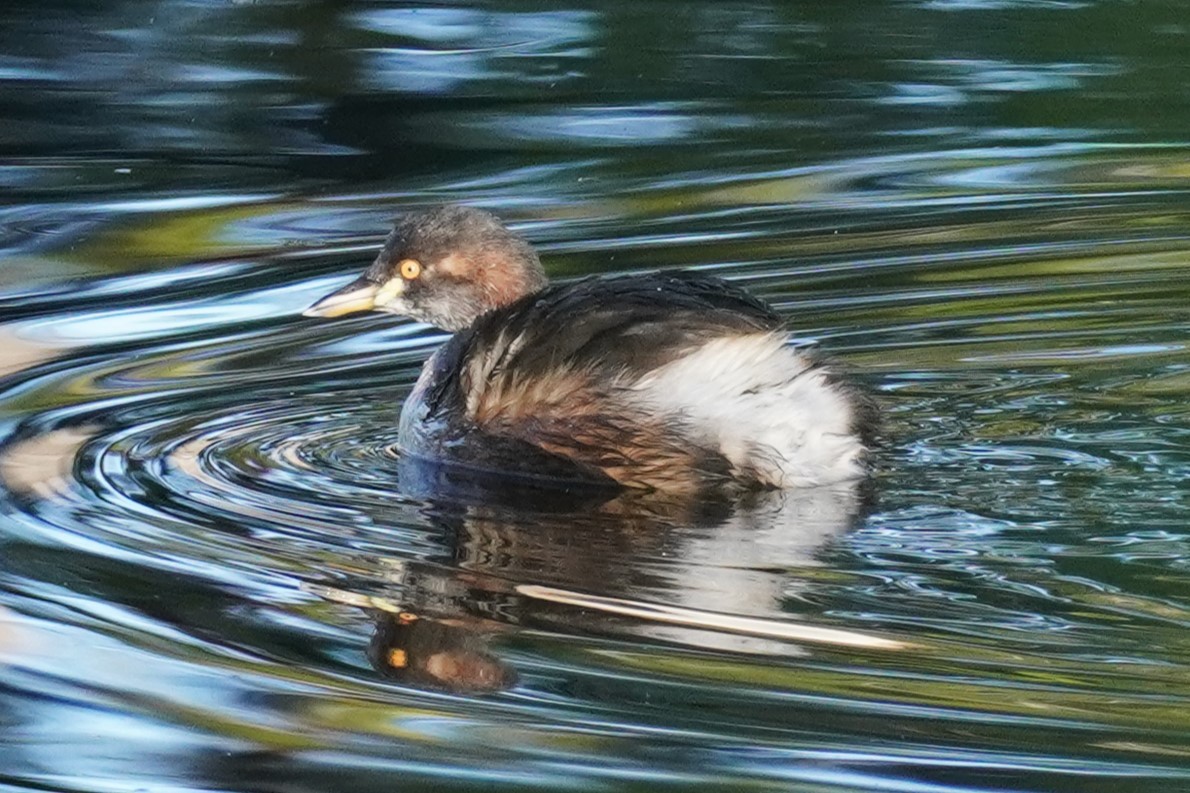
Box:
[517, 584, 907, 650]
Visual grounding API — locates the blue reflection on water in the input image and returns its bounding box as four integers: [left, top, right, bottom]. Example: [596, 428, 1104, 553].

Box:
[1, 0, 1189, 791]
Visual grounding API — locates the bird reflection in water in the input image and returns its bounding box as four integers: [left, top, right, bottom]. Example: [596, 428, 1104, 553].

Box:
[368, 611, 519, 694]
[317, 455, 900, 695]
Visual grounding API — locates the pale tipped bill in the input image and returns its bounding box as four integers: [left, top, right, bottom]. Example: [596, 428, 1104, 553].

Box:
[303, 277, 381, 318]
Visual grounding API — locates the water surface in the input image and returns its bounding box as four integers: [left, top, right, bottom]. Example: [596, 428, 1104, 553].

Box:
[1, 2, 1189, 791]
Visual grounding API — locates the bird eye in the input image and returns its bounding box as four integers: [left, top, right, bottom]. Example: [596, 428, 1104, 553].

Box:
[398, 259, 422, 280]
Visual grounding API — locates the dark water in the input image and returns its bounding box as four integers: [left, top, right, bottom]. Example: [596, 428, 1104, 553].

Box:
[2, 2, 1189, 791]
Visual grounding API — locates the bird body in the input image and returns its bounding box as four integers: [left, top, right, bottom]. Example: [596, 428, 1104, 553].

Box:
[305, 206, 876, 496]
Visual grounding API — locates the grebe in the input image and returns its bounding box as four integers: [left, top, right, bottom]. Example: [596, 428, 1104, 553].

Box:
[305, 205, 876, 495]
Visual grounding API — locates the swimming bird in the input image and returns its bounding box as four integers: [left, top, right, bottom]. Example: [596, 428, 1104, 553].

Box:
[305, 205, 876, 496]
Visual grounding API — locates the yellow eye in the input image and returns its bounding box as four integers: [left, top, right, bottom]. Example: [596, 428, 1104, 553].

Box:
[398, 259, 422, 280]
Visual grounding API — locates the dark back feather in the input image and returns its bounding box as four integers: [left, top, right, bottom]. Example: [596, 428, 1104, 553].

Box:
[465, 271, 780, 386]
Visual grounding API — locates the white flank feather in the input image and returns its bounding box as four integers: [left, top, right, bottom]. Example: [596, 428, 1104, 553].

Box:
[631, 333, 865, 487]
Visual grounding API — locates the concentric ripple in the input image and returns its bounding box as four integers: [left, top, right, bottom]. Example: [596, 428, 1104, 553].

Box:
[108, 402, 401, 522]
[1, 193, 1190, 791]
